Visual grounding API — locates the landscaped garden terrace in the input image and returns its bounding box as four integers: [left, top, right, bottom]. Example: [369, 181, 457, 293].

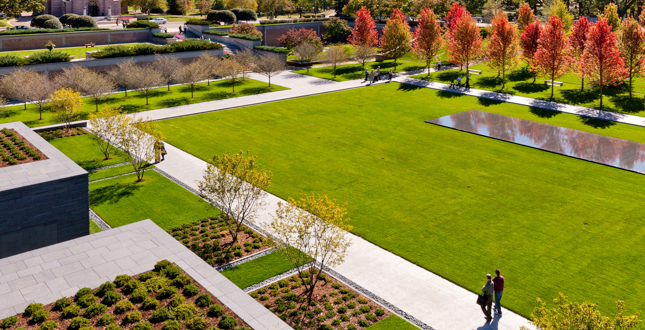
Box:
[155, 82, 645, 319]
[0, 127, 45, 167]
[0, 260, 250, 330]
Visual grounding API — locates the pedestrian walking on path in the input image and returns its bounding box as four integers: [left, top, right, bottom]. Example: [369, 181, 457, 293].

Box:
[457, 75, 462, 87]
[449, 76, 455, 88]
[375, 67, 381, 81]
[365, 68, 369, 81]
[155, 140, 167, 163]
[388, 68, 393, 81]
[481, 274, 494, 321]
[370, 69, 374, 84]
[183, 24, 188, 34]
[493, 269, 504, 316]
[437, 60, 441, 71]
[179, 25, 183, 33]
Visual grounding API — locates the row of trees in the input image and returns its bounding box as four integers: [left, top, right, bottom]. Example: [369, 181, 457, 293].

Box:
[0, 52, 285, 121]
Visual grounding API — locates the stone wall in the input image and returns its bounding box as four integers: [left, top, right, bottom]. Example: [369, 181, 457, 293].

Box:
[0, 122, 89, 259]
[0, 28, 151, 51]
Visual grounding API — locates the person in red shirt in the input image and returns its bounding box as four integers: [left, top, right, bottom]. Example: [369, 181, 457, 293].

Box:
[492, 269, 504, 316]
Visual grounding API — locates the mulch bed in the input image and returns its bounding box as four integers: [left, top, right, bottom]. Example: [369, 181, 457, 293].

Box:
[0, 128, 47, 168]
[249, 268, 391, 330]
[38, 127, 88, 141]
[167, 215, 269, 267]
[1, 260, 250, 330]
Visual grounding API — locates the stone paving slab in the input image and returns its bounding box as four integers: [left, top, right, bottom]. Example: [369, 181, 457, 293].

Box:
[0, 220, 291, 330]
[154, 143, 533, 330]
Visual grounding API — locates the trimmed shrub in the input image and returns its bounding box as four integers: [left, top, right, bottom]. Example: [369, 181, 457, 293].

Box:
[138, 272, 156, 282]
[43, 18, 63, 29]
[106, 325, 122, 330]
[228, 33, 261, 41]
[153, 32, 175, 38]
[123, 280, 141, 294]
[231, 8, 256, 21]
[113, 275, 132, 287]
[161, 320, 181, 330]
[97, 314, 116, 326]
[186, 19, 210, 25]
[207, 304, 224, 318]
[174, 304, 197, 320]
[75, 288, 93, 300]
[95, 282, 116, 297]
[132, 321, 153, 330]
[172, 275, 191, 287]
[30, 309, 49, 323]
[0, 27, 106, 36]
[31, 14, 57, 27]
[141, 297, 160, 310]
[217, 316, 237, 329]
[254, 45, 289, 54]
[126, 20, 159, 28]
[24, 51, 71, 65]
[60, 13, 78, 25]
[0, 54, 23, 67]
[123, 311, 142, 324]
[149, 308, 171, 323]
[157, 286, 178, 299]
[365, 313, 377, 322]
[115, 300, 135, 314]
[170, 39, 222, 52]
[39, 321, 57, 330]
[207, 10, 236, 23]
[228, 23, 261, 37]
[62, 306, 81, 318]
[163, 266, 181, 279]
[168, 294, 185, 308]
[357, 319, 369, 327]
[68, 15, 98, 28]
[278, 28, 322, 50]
[183, 284, 199, 297]
[375, 309, 385, 317]
[130, 288, 148, 303]
[102, 291, 122, 305]
[0, 316, 18, 329]
[53, 297, 73, 311]
[195, 294, 212, 307]
[186, 317, 208, 330]
[68, 317, 90, 330]
[84, 304, 108, 318]
[24, 303, 45, 317]
[77, 294, 97, 308]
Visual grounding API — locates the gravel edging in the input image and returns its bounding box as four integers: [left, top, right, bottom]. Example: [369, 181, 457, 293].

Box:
[89, 208, 111, 231]
[215, 248, 276, 272]
[87, 162, 130, 172]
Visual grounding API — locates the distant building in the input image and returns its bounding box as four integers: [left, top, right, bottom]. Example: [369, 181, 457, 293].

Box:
[44, 0, 124, 17]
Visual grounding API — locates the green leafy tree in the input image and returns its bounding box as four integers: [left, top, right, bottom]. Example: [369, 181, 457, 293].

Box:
[0, 0, 45, 17]
[380, 8, 412, 69]
[547, 0, 573, 31]
[602, 2, 621, 31]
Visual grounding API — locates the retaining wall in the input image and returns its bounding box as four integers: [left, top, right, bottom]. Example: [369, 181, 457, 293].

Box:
[0, 28, 152, 51]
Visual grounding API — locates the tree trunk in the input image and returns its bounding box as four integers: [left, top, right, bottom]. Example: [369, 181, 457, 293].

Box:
[39, 105, 43, 120]
[146, 91, 149, 105]
[502, 66, 505, 89]
[581, 77, 584, 90]
[600, 85, 603, 108]
[125, 85, 128, 97]
[550, 72, 555, 98]
[191, 84, 194, 98]
[268, 76, 271, 87]
[168, 82, 170, 91]
[24, 102, 27, 110]
[533, 71, 536, 84]
[629, 72, 633, 98]
[95, 98, 99, 111]
[232, 79, 235, 93]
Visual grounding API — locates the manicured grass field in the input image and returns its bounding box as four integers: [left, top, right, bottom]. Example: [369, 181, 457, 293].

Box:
[157, 83, 645, 318]
[0, 79, 288, 127]
[412, 63, 645, 115]
[49, 134, 129, 170]
[89, 220, 102, 234]
[3, 44, 124, 59]
[89, 171, 217, 230]
[88, 164, 153, 181]
[365, 315, 418, 330]
[221, 250, 310, 288]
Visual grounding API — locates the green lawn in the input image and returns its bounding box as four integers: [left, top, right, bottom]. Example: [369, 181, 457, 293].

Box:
[3, 44, 135, 59]
[89, 171, 217, 230]
[220, 251, 303, 289]
[0, 79, 287, 127]
[365, 315, 418, 330]
[49, 134, 129, 170]
[157, 83, 645, 318]
[89, 220, 102, 234]
[412, 63, 645, 116]
[89, 164, 153, 181]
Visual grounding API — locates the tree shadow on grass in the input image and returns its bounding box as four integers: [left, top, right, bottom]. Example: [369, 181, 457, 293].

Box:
[609, 94, 645, 114]
[507, 67, 533, 82]
[579, 116, 616, 129]
[513, 82, 549, 94]
[475, 76, 502, 89]
[560, 88, 598, 105]
[333, 65, 363, 75]
[529, 107, 561, 119]
[78, 159, 105, 171]
[397, 84, 424, 92]
[436, 71, 459, 82]
[240, 86, 273, 95]
[90, 182, 142, 206]
[117, 104, 145, 114]
[158, 97, 193, 108]
[436, 90, 465, 98]
[478, 97, 504, 107]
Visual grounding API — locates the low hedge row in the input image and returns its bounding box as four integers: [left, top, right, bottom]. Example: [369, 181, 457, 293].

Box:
[203, 29, 228, 36]
[126, 20, 159, 28]
[0, 27, 108, 36]
[254, 46, 289, 54]
[186, 19, 211, 25]
[258, 18, 330, 24]
[152, 32, 175, 38]
[93, 39, 222, 59]
[228, 34, 261, 41]
[0, 51, 71, 67]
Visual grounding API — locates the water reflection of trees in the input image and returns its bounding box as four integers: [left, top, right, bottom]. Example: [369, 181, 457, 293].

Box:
[447, 111, 645, 171]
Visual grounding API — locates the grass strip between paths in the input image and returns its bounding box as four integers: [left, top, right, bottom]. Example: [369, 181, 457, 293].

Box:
[221, 248, 311, 289]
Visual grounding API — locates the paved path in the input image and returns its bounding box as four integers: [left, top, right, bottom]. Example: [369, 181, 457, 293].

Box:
[154, 143, 533, 330]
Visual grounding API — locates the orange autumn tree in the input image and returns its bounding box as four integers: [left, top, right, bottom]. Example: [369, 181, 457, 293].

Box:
[569, 16, 593, 90]
[534, 15, 571, 98]
[447, 8, 484, 72]
[581, 17, 627, 108]
[444, 2, 465, 31]
[413, 8, 444, 76]
[486, 12, 520, 88]
[618, 15, 645, 98]
[380, 8, 412, 69]
[516, 2, 535, 33]
[349, 7, 379, 47]
[520, 19, 542, 83]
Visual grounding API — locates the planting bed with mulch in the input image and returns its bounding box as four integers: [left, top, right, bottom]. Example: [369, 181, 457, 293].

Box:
[249, 269, 391, 330]
[38, 127, 88, 141]
[0, 128, 46, 168]
[168, 216, 269, 267]
[0, 260, 250, 330]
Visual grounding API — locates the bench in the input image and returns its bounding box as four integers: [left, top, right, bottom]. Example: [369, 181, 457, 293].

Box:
[544, 80, 563, 87]
[468, 69, 482, 75]
[85, 43, 95, 48]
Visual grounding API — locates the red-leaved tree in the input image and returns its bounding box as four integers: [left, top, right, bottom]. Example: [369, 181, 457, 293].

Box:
[581, 17, 628, 108]
[447, 8, 483, 72]
[534, 15, 571, 98]
[520, 19, 542, 83]
[349, 7, 379, 47]
[618, 15, 645, 97]
[444, 2, 465, 31]
[486, 12, 520, 88]
[413, 8, 444, 76]
[516, 3, 535, 33]
[278, 28, 323, 50]
[569, 16, 592, 90]
[380, 8, 412, 68]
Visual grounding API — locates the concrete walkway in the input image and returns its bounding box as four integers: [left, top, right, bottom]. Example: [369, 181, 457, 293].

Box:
[154, 143, 533, 330]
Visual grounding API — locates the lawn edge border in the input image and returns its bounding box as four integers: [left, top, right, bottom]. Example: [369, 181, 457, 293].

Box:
[89, 207, 111, 231]
[215, 247, 276, 272]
